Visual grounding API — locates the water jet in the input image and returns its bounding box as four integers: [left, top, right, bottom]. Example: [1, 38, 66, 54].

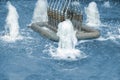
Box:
[2, 1, 22, 42]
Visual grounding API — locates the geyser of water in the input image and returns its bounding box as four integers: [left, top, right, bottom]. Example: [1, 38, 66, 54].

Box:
[32, 0, 48, 23]
[2, 1, 22, 42]
[85, 2, 101, 27]
[50, 19, 86, 60]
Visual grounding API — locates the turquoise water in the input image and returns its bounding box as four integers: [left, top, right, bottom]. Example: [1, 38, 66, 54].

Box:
[0, 0, 120, 80]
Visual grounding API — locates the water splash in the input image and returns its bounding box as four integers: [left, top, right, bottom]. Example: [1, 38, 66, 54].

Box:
[85, 2, 101, 27]
[103, 1, 111, 8]
[32, 0, 48, 23]
[1, 1, 22, 42]
[96, 31, 120, 42]
[50, 19, 87, 60]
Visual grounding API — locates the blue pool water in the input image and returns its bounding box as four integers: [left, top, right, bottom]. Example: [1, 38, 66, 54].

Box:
[0, 0, 120, 80]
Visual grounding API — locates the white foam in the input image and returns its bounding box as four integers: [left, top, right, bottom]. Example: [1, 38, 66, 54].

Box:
[32, 0, 48, 23]
[96, 32, 120, 42]
[106, 32, 120, 40]
[2, 1, 22, 42]
[50, 19, 87, 60]
[1, 35, 23, 42]
[85, 2, 101, 28]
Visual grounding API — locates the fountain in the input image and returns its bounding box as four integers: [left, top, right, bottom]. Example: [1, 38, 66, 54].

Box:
[30, 0, 100, 41]
[85, 2, 101, 27]
[32, 0, 48, 23]
[2, 1, 22, 42]
[51, 19, 86, 60]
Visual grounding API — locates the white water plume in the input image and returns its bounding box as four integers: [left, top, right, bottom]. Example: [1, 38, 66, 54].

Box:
[32, 0, 48, 23]
[2, 1, 22, 42]
[85, 2, 101, 27]
[50, 19, 87, 60]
